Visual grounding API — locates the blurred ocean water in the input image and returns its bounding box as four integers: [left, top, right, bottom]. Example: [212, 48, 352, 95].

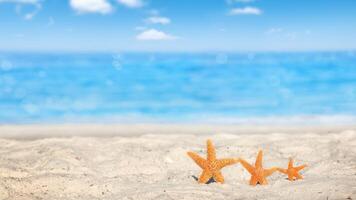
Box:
[0, 52, 355, 124]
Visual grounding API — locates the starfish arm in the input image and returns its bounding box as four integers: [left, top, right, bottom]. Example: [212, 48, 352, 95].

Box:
[288, 173, 294, 181]
[295, 173, 303, 179]
[249, 175, 258, 186]
[239, 158, 255, 175]
[295, 164, 307, 171]
[277, 168, 288, 174]
[264, 167, 278, 177]
[206, 139, 216, 162]
[255, 150, 263, 168]
[187, 152, 207, 169]
[213, 171, 225, 183]
[216, 158, 239, 169]
[198, 170, 212, 184]
[260, 177, 268, 185]
[288, 158, 294, 168]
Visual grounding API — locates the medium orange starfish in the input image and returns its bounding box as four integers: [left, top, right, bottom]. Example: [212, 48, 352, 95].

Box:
[277, 158, 307, 181]
[187, 139, 239, 184]
[239, 150, 278, 186]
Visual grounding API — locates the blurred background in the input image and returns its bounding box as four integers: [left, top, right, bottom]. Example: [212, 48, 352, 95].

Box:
[1, 0, 356, 125]
[1, 52, 355, 124]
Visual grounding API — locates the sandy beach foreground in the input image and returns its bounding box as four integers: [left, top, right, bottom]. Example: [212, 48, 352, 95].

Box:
[0, 126, 355, 200]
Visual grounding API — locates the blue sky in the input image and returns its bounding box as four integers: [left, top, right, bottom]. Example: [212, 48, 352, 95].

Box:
[0, 0, 356, 52]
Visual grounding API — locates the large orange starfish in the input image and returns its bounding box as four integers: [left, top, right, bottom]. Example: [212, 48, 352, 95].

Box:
[277, 158, 307, 181]
[187, 139, 239, 184]
[239, 150, 278, 186]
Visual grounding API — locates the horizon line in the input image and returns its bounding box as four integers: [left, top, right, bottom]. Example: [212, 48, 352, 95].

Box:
[1, 49, 356, 54]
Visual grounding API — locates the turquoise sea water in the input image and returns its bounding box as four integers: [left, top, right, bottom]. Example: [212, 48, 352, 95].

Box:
[0, 52, 355, 124]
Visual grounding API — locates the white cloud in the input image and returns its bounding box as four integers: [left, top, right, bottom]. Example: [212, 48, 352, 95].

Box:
[0, 0, 41, 20]
[24, 12, 35, 20]
[145, 16, 171, 25]
[229, 6, 262, 15]
[23, 4, 41, 20]
[136, 29, 177, 41]
[70, 0, 113, 14]
[117, 0, 143, 8]
[266, 28, 283, 34]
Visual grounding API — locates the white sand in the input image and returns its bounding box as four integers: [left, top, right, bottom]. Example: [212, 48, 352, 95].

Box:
[0, 126, 355, 200]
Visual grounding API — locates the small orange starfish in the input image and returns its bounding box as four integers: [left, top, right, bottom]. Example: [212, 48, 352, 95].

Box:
[187, 139, 239, 184]
[239, 150, 278, 186]
[278, 158, 307, 181]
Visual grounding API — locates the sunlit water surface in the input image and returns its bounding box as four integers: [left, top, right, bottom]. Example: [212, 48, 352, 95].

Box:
[0, 52, 355, 124]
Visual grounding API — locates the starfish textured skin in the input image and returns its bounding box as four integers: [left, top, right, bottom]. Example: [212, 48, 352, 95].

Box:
[239, 150, 278, 186]
[277, 158, 307, 181]
[187, 139, 239, 184]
